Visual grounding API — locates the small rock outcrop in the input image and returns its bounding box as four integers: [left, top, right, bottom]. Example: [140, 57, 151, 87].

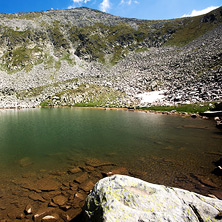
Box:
[84, 175, 222, 222]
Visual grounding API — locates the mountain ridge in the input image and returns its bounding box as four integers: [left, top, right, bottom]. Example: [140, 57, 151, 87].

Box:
[0, 6, 221, 108]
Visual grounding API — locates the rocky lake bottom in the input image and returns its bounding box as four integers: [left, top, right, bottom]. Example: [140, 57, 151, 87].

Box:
[0, 108, 221, 221]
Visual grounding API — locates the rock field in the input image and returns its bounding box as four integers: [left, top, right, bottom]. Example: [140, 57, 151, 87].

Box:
[1, 154, 222, 221]
[0, 7, 221, 108]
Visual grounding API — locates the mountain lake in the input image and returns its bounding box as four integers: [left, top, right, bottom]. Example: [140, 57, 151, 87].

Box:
[0, 107, 221, 219]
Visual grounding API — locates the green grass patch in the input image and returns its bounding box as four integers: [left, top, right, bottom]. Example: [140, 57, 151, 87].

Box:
[111, 47, 128, 65]
[43, 52, 76, 71]
[40, 84, 128, 107]
[4, 12, 41, 20]
[61, 53, 76, 66]
[44, 55, 54, 69]
[68, 22, 157, 64]
[1, 28, 32, 45]
[165, 9, 222, 47]
[2, 46, 43, 72]
[49, 21, 70, 50]
[16, 78, 79, 99]
[136, 103, 216, 113]
[40, 101, 50, 107]
[135, 47, 149, 53]
[55, 60, 61, 71]
[72, 102, 100, 107]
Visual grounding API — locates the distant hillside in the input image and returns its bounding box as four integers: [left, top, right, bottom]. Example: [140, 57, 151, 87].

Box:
[0, 7, 221, 108]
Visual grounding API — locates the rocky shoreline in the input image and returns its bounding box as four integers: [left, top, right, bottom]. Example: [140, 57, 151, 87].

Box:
[0, 152, 222, 221]
[0, 105, 209, 118]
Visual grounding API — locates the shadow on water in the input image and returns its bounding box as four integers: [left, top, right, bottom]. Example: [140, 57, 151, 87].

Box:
[70, 211, 84, 222]
[213, 131, 222, 136]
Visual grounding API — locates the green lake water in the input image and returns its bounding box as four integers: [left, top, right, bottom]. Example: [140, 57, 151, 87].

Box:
[0, 108, 221, 185]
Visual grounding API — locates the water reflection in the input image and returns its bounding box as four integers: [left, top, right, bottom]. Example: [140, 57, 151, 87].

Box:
[0, 108, 221, 177]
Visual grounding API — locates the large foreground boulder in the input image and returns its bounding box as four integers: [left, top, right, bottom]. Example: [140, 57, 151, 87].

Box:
[84, 175, 222, 222]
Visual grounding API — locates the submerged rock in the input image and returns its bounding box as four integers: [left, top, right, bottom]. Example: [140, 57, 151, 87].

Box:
[79, 180, 95, 192]
[74, 172, 89, 184]
[216, 121, 222, 129]
[68, 167, 82, 174]
[212, 166, 222, 176]
[35, 178, 60, 191]
[85, 158, 116, 168]
[212, 158, 222, 176]
[18, 157, 33, 167]
[25, 204, 33, 214]
[52, 195, 68, 206]
[41, 213, 60, 222]
[20, 178, 60, 192]
[29, 193, 46, 202]
[84, 175, 222, 222]
[33, 208, 56, 221]
[103, 167, 129, 177]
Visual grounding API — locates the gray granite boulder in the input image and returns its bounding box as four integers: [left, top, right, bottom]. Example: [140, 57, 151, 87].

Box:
[84, 175, 222, 222]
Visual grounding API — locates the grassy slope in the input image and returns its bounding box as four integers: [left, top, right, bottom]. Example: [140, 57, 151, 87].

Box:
[166, 7, 222, 47]
[40, 84, 129, 108]
[1, 7, 222, 109]
[1, 7, 221, 71]
[137, 102, 222, 114]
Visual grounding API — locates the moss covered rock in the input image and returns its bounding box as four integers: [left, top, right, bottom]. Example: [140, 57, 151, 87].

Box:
[84, 175, 222, 222]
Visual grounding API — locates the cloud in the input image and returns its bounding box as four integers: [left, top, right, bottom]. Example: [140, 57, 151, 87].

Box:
[120, 0, 139, 5]
[73, 0, 90, 3]
[100, 0, 110, 12]
[182, 6, 219, 17]
[68, 0, 91, 9]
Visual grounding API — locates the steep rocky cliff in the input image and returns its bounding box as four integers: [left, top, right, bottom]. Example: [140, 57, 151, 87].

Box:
[0, 7, 221, 108]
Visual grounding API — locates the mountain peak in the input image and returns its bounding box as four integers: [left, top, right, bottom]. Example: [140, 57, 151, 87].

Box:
[0, 6, 221, 108]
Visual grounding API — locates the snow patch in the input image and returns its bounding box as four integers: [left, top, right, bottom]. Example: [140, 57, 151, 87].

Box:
[136, 90, 166, 104]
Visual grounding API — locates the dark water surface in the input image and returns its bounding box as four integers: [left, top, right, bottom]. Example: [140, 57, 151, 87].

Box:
[0, 108, 221, 219]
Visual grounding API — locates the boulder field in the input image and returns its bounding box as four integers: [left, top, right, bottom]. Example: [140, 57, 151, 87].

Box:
[0, 7, 222, 108]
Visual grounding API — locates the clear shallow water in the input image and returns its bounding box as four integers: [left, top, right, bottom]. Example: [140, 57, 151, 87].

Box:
[0, 108, 221, 181]
[0, 107, 222, 220]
